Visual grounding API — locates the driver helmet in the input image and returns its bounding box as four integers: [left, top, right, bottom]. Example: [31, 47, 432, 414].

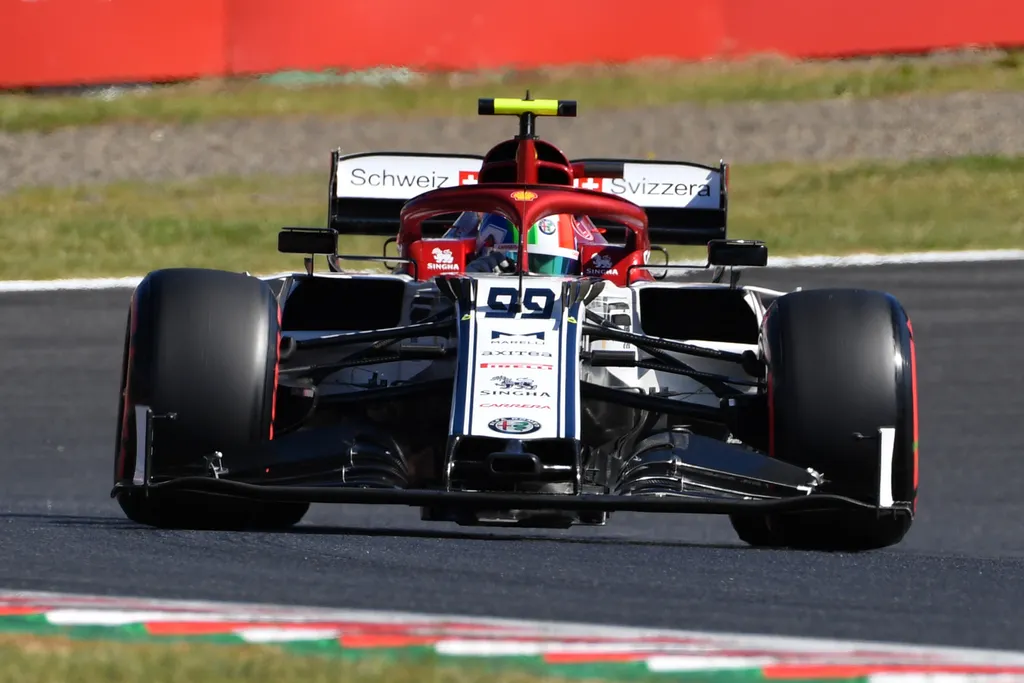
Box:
[476, 213, 580, 275]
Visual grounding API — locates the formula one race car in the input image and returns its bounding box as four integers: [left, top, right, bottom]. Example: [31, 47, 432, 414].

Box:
[112, 97, 919, 551]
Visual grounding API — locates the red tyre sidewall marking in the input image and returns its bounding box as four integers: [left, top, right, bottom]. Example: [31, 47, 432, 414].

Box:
[907, 318, 919, 511]
[116, 296, 139, 481]
[767, 371, 775, 458]
[270, 301, 281, 440]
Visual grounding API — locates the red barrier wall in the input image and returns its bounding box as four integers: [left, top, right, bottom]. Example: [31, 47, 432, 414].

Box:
[722, 0, 1024, 59]
[2, 0, 1024, 88]
[0, 0, 225, 88]
[227, 0, 724, 74]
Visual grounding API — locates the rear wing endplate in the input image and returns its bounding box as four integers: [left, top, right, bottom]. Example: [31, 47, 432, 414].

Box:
[327, 151, 728, 246]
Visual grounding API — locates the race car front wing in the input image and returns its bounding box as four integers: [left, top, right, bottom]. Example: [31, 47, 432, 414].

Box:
[112, 406, 910, 518]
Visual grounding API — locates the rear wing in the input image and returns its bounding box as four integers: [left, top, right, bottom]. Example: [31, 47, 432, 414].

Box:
[327, 151, 728, 246]
[327, 151, 484, 238]
[570, 158, 727, 245]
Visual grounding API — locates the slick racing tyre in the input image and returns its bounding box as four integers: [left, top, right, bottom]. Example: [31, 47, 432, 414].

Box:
[730, 288, 918, 551]
[113, 268, 309, 530]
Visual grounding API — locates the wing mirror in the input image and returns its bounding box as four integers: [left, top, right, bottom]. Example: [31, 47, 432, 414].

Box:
[278, 227, 339, 255]
[707, 239, 768, 267]
[648, 245, 671, 280]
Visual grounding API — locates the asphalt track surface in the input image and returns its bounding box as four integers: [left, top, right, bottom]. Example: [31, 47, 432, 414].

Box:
[2, 261, 1023, 650]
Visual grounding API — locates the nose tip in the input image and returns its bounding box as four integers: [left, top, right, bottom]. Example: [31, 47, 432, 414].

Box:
[487, 452, 541, 475]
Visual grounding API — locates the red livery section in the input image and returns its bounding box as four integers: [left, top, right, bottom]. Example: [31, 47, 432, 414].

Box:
[408, 239, 473, 278]
[2, 0, 1023, 88]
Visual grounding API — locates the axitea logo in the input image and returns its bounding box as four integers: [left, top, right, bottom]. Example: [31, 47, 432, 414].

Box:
[350, 168, 451, 189]
[481, 350, 552, 357]
[574, 177, 711, 197]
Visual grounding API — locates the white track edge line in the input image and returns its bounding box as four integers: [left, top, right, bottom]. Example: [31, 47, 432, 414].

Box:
[5, 589, 1024, 663]
[0, 249, 1021, 293]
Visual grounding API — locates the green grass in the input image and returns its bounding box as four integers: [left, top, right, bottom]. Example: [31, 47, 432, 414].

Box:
[0, 635, 583, 683]
[5, 51, 1024, 132]
[2, 155, 1022, 280]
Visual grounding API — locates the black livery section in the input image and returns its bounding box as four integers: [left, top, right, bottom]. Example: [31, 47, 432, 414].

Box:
[729, 288, 918, 550]
[113, 268, 309, 529]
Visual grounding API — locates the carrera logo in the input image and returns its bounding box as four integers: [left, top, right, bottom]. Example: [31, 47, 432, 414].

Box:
[488, 417, 541, 435]
[480, 404, 551, 410]
[350, 168, 450, 189]
[428, 247, 458, 272]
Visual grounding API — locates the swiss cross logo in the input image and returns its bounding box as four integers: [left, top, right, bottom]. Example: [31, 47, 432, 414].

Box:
[574, 177, 603, 191]
[459, 171, 478, 185]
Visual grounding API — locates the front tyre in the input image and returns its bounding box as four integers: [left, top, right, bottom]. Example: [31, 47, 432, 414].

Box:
[113, 268, 309, 530]
[730, 288, 918, 551]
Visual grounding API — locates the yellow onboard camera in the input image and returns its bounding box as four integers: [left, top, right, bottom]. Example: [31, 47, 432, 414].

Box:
[477, 94, 577, 138]
[477, 97, 577, 118]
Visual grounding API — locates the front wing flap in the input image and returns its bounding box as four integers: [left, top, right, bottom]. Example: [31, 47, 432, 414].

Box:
[116, 405, 911, 518]
[114, 475, 894, 516]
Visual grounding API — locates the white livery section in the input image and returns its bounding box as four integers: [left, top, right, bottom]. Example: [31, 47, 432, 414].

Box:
[572, 162, 722, 210]
[333, 152, 723, 211]
[334, 153, 484, 200]
[453, 277, 582, 441]
[281, 273, 764, 434]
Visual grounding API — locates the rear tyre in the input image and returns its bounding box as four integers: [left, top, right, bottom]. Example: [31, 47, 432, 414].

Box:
[730, 288, 918, 551]
[113, 268, 309, 530]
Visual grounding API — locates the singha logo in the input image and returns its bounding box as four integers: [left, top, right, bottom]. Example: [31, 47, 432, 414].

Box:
[585, 252, 619, 276]
[428, 247, 458, 271]
[492, 376, 537, 391]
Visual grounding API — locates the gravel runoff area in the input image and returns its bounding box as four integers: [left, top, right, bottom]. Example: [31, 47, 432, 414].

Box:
[2, 90, 1024, 191]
